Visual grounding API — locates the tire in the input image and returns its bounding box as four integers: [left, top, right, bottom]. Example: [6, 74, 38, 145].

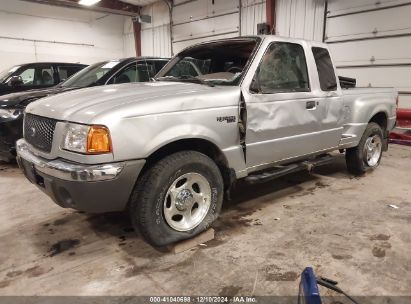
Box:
[129, 151, 224, 247]
[346, 122, 384, 175]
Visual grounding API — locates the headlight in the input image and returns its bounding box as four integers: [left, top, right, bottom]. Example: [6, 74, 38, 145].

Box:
[62, 123, 112, 154]
[0, 108, 23, 120]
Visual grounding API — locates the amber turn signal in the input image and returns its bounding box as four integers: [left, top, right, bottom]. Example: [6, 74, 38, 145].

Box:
[87, 126, 112, 154]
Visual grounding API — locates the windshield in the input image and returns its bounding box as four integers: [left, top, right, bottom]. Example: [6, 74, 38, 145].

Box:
[61, 60, 120, 88]
[0, 65, 21, 83]
[155, 38, 259, 86]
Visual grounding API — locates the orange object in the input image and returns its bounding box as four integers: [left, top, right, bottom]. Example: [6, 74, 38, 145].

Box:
[87, 126, 112, 154]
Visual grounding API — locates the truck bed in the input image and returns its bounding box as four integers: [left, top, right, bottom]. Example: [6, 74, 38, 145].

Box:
[341, 87, 397, 96]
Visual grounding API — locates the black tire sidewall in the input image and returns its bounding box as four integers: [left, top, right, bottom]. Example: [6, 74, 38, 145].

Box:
[132, 152, 223, 247]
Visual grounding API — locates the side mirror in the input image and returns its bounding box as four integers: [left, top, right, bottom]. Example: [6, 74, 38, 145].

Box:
[7, 76, 23, 87]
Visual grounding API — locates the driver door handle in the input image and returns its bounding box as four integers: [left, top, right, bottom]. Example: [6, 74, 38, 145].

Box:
[306, 100, 317, 110]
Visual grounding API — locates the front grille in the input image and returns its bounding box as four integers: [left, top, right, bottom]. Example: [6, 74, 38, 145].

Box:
[24, 114, 57, 153]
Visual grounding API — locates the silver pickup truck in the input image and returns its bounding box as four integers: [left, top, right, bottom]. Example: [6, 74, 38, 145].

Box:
[17, 35, 397, 246]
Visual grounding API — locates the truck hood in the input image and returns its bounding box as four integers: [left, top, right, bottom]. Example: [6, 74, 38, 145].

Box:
[0, 86, 74, 108]
[26, 81, 241, 124]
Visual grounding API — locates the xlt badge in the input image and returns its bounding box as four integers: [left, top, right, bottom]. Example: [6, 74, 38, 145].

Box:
[217, 116, 236, 123]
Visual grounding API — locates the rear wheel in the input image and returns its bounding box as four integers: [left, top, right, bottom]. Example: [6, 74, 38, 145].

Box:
[129, 151, 223, 247]
[346, 122, 384, 175]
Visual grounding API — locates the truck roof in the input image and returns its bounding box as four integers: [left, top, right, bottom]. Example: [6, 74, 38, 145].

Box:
[182, 35, 328, 51]
[256, 34, 328, 46]
[15, 62, 87, 66]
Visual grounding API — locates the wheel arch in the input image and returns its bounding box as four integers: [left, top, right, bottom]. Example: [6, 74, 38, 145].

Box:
[140, 138, 235, 189]
[369, 111, 388, 131]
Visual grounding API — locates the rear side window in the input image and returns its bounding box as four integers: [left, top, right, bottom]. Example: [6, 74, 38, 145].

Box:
[255, 42, 310, 93]
[110, 62, 151, 84]
[312, 47, 337, 91]
[140, 61, 158, 78]
[57, 65, 84, 82]
[153, 60, 168, 74]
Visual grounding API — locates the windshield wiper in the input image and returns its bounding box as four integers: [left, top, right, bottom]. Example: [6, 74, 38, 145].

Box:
[156, 75, 215, 87]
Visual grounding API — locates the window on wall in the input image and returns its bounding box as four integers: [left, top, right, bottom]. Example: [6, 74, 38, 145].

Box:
[312, 47, 337, 91]
[255, 42, 310, 93]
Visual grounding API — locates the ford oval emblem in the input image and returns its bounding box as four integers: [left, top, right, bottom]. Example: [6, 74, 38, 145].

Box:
[30, 127, 36, 137]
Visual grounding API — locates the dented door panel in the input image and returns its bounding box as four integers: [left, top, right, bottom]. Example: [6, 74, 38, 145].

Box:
[244, 92, 324, 169]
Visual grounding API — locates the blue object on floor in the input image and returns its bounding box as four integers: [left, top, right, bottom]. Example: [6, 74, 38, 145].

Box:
[298, 267, 322, 304]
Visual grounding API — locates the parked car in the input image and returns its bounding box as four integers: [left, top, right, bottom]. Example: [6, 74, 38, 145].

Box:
[16, 36, 397, 247]
[0, 62, 87, 96]
[0, 57, 169, 162]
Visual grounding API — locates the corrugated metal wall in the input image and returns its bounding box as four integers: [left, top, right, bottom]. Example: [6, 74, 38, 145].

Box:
[171, 0, 240, 54]
[0, 0, 133, 69]
[240, 0, 266, 36]
[140, 1, 171, 58]
[140, 0, 268, 56]
[123, 18, 136, 57]
[275, 0, 325, 41]
[326, 0, 411, 109]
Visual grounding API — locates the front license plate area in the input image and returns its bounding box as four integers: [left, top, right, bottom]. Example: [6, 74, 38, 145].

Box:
[21, 160, 45, 187]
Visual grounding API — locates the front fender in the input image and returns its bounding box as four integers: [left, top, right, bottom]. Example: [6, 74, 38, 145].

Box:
[109, 106, 241, 163]
[143, 124, 224, 157]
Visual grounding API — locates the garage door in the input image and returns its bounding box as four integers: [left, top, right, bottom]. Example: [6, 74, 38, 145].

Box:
[325, 0, 411, 109]
[172, 0, 240, 53]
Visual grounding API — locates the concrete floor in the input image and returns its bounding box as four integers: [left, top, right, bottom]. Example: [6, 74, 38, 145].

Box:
[0, 145, 410, 297]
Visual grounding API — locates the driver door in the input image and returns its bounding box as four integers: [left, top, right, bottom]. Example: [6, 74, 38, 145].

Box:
[245, 41, 325, 170]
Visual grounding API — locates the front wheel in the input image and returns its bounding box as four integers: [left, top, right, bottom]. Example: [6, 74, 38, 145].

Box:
[346, 122, 384, 175]
[129, 151, 224, 247]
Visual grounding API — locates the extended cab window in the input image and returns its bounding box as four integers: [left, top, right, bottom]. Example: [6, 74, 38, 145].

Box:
[312, 47, 337, 91]
[254, 42, 310, 93]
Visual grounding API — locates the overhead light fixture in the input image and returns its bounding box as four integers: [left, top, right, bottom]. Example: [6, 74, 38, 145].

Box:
[79, 0, 102, 6]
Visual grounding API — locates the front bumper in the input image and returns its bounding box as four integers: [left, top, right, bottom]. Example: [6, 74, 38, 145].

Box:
[16, 139, 145, 213]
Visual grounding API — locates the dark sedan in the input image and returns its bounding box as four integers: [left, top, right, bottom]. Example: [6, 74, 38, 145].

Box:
[0, 57, 169, 162]
[0, 62, 87, 96]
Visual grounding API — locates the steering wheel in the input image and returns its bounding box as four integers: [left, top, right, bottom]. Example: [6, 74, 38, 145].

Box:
[226, 66, 242, 73]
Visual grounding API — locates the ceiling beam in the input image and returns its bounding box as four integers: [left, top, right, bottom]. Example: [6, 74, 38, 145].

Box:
[21, 0, 141, 16]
